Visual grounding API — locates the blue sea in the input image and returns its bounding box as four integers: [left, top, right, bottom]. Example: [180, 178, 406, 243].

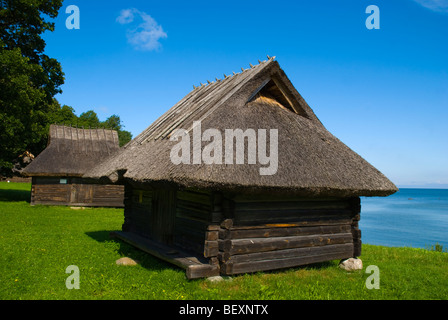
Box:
[360, 188, 448, 249]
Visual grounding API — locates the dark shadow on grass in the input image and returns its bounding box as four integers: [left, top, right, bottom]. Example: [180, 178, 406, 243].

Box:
[85, 230, 179, 273]
[0, 188, 31, 202]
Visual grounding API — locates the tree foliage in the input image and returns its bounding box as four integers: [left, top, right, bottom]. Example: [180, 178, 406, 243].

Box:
[0, 0, 64, 170]
[50, 104, 133, 147]
[0, 1, 132, 174]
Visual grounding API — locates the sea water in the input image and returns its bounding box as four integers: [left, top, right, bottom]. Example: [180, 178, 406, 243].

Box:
[359, 188, 448, 249]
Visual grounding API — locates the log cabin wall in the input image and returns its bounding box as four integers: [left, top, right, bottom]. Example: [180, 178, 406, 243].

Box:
[123, 187, 181, 247]
[122, 188, 154, 237]
[218, 195, 361, 276]
[31, 177, 71, 205]
[122, 186, 362, 277]
[31, 177, 124, 207]
[123, 187, 220, 262]
[174, 189, 214, 255]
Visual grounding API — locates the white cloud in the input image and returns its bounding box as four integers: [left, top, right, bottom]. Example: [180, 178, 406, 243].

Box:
[116, 8, 167, 51]
[413, 0, 448, 13]
[116, 9, 135, 24]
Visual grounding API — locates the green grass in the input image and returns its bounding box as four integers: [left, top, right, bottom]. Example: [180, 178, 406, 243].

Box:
[1, 182, 447, 300]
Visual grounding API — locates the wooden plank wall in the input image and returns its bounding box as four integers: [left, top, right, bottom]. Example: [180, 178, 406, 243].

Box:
[124, 188, 179, 245]
[31, 177, 71, 204]
[31, 177, 124, 207]
[151, 189, 177, 244]
[124, 188, 221, 269]
[123, 188, 153, 237]
[174, 189, 214, 255]
[218, 196, 360, 275]
[120, 186, 361, 278]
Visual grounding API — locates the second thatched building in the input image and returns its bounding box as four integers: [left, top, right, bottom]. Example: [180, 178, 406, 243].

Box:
[22, 125, 124, 207]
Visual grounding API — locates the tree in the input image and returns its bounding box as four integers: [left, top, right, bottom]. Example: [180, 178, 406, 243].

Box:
[0, 0, 64, 172]
[0, 44, 47, 169]
[49, 109, 133, 147]
[103, 115, 122, 131]
[78, 110, 100, 128]
[117, 130, 132, 147]
[47, 101, 77, 126]
[103, 115, 132, 146]
[56, 104, 78, 125]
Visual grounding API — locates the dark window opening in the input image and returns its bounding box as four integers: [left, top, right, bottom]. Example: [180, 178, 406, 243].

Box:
[247, 78, 308, 118]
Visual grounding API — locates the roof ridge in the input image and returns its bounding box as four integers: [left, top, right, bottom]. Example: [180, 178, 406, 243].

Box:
[192, 55, 276, 90]
[130, 56, 277, 145]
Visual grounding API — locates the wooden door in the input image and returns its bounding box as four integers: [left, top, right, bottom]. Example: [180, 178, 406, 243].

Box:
[70, 184, 94, 205]
[150, 189, 176, 245]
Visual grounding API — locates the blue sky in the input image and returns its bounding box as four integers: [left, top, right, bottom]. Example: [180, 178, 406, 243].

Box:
[42, 0, 448, 187]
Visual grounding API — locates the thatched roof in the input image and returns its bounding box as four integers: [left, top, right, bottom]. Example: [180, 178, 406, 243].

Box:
[84, 57, 397, 197]
[22, 125, 120, 177]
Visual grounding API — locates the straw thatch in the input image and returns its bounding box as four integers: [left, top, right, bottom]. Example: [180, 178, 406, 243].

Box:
[85, 58, 397, 197]
[22, 125, 120, 177]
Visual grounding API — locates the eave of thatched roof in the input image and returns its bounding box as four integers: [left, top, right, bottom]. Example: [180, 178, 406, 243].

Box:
[84, 57, 397, 197]
[22, 125, 120, 177]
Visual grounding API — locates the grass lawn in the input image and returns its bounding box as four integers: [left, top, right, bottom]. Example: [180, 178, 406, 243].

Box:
[0, 181, 447, 300]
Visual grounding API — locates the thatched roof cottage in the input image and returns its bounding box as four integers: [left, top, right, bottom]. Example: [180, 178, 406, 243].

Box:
[85, 57, 397, 278]
[22, 124, 124, 207]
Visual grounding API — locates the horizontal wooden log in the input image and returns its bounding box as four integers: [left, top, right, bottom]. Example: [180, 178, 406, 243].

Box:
[221, 250, 354, 275]
[220, 219, 234, 229]
[67, 202, 124, 207]
[231, 195, 341, 203]
[32, 201, 69, 206]
[219, 243, 353, 263]
[219, 233, 353, 255]
[234, 209, 354, 224]
[204, 240, 219, 258]
[205, 230, 219, 241]
[209, 257, 219, 266]
[177, 190, 212, 206]
[186, 264, 220, 279]
[176, 208, 210, 222]
[232, 217, 354, 228]
[176, 208, 210, 223]
[33, 197, 68, 203]
[234, 200, 351, 211]
[219, 225, 351, 240]
[207, 225, 220, 231]
[177, 199, 212, 212]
